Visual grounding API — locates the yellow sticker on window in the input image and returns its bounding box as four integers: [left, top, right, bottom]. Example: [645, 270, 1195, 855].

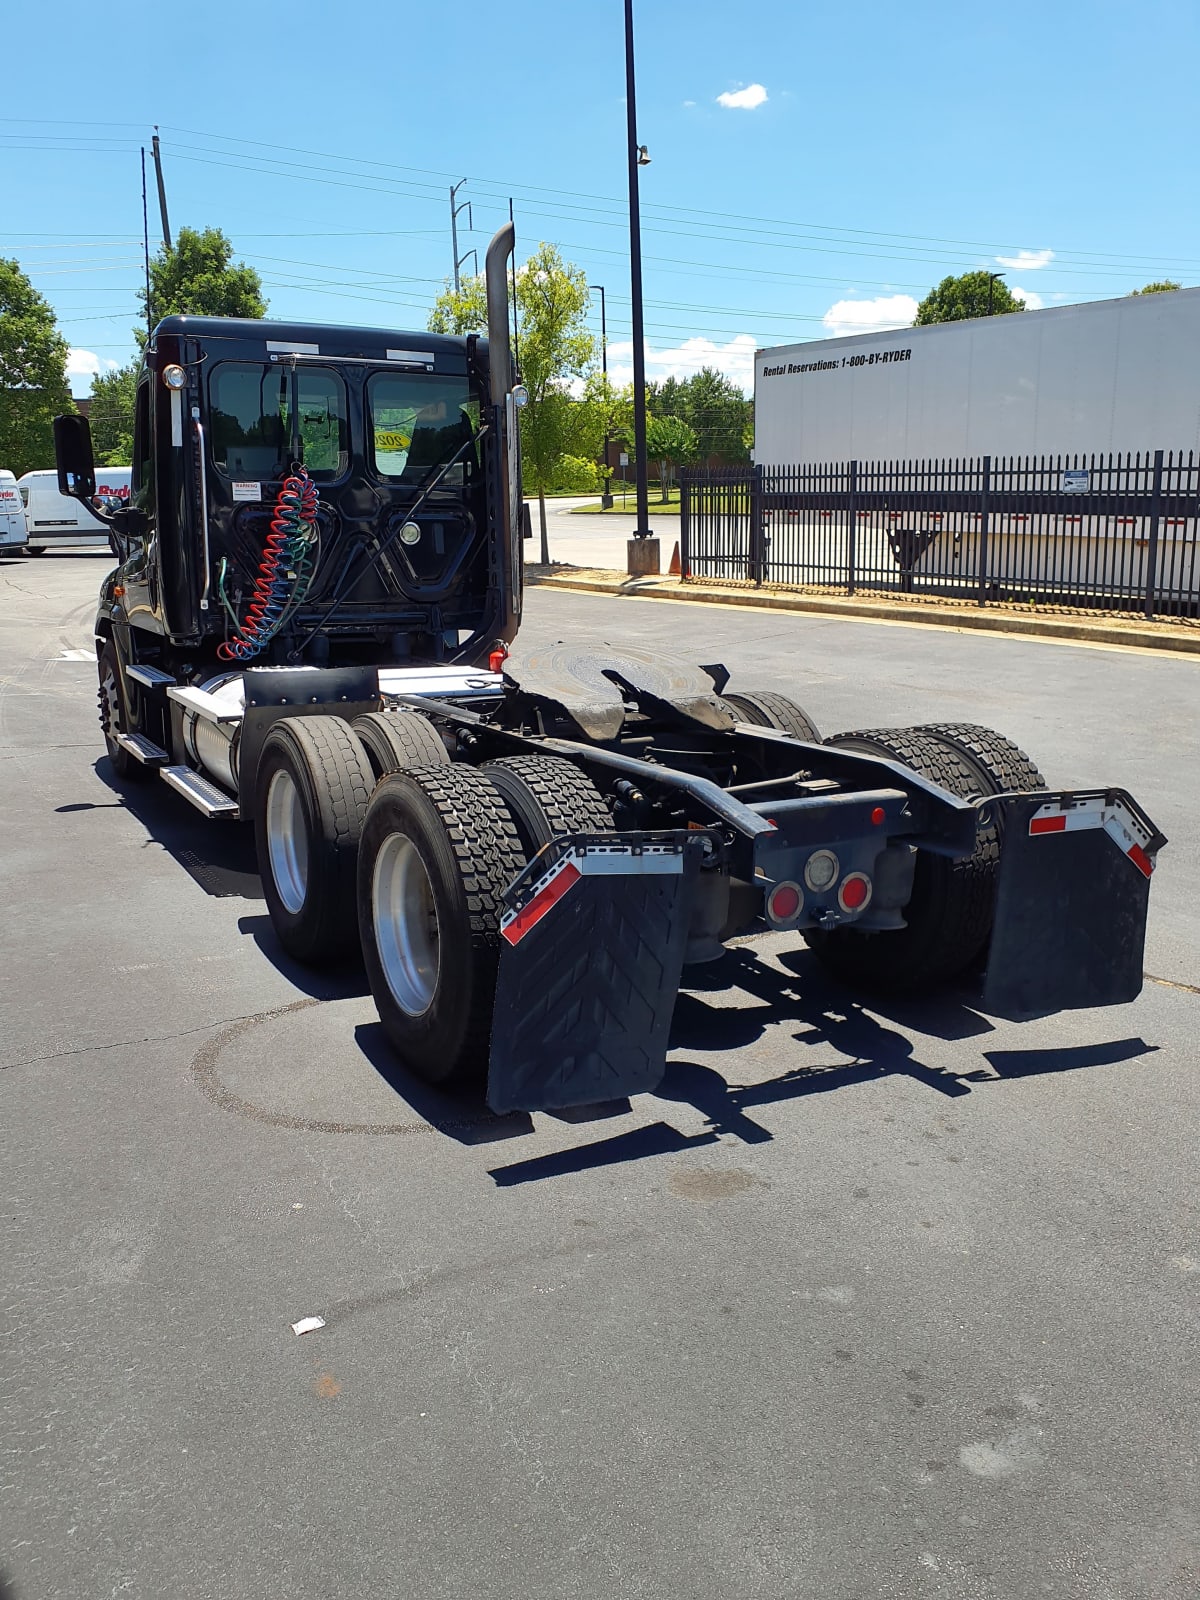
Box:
[375, 430, 412, 451]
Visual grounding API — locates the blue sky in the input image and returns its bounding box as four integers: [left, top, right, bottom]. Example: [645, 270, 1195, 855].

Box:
[4, 0, 1199, 397]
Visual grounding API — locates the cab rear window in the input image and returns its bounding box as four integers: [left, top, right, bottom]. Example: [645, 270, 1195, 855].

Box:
[210, 363, 349, 481]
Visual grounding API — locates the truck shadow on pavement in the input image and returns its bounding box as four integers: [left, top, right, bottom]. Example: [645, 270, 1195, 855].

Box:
[87, 757, 265, 900]
[486, 945, 1155, 1187]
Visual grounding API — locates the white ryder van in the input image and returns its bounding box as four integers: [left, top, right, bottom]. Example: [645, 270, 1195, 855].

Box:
[0, 471, 26, 551]
[18, 466, 131, 552]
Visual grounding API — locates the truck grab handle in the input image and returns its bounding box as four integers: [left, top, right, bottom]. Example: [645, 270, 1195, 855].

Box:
[192, 409, 211, 612]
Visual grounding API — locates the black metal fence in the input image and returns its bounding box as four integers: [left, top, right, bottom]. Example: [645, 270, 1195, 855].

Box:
[679, 453, 1200, 619]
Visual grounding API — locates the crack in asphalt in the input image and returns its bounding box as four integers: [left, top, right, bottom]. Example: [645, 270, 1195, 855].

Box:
[1145, 972, 1200, 997]
[0, 999, 323, 1074]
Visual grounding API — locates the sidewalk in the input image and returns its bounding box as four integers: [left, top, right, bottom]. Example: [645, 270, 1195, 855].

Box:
[525, 564, 1200, 658]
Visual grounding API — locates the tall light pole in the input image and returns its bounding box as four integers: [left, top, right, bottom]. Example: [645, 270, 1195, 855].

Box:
[986, 270, 1004, 315]
[624, 0, 654, 558]
[589, 284, 613, 507]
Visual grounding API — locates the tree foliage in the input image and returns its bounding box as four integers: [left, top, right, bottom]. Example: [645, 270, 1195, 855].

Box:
[0, 258, 74, 475]
[89, 360, 138, 465]
[1130, 280, 1182, 295]
[914, 272, 1025, 324]
[429, 242, 595, 558]
[573, 372, 633, 483]
[646, 368, 749, 462]
[643, 414, 698, 499]
[139, 226, 267, 337]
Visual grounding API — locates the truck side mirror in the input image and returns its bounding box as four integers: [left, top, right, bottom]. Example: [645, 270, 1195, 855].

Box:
[520, 502, 532, 541]
[54, 414, 97, 502]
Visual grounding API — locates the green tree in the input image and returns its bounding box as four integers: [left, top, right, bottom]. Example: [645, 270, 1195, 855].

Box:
[89, 360, 138, 465]
[646, 375, 688, 423]
[139, 226, 266, 336]
[677, 368, 751, 462]
[1130, 280, 1182, 295]
[574, 372, 633, 490]
[0, 258, 74, 475]
[427, 274, 486, 335]
[643, 414, 698, 500]
[914, 271, 1025, 324]
[429, 242, 594, 559]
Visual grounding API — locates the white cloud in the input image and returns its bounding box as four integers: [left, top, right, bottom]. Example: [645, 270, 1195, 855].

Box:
[716, 83, 768, 110]
[1010, 285, 1044, 310]
[821, 294, 918, 338]
[995, 248, 1054, 271]
[605, 333, 757, 394]
[682, 99, 696, 107]
[66, 348, 119, 394]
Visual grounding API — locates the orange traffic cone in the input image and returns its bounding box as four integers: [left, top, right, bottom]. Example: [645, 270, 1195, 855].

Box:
[668, 540, 681, 576]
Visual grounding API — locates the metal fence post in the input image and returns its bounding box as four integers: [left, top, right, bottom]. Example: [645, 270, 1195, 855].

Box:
[1145, 449, 1164, 620]
[977, 455, 991, 606]
[846, 459, 858, 595]
[749, 464, 765, 586]
[679, 472, 691, 579]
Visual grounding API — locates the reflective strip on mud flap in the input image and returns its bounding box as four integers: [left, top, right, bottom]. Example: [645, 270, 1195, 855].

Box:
[500, 843, 685, 946]
[1028, 796, 1156, 879]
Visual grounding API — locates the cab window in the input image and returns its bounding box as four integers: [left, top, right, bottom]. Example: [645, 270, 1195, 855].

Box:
[210, 363, 349, 482]
[367, 372, 479, 485]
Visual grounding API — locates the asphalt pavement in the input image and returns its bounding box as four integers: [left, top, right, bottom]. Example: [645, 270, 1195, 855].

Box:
[2, 549, 1198, 1600]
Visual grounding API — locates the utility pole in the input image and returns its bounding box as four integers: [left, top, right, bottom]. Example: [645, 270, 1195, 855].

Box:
[450, 180, 473, 291]
[151, 129, 171, 251]
[141, 148, 153, 338]
[624, 0, 655, 568]
[987, 271, 1004, 316]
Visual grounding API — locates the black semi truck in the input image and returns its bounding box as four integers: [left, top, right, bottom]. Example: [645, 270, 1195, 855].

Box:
[55, 225, 1165, 1115]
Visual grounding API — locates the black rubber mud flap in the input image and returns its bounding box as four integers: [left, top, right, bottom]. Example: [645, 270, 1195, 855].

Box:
[487, 832, 706, 1113]
[982, 791, 1163, 1018]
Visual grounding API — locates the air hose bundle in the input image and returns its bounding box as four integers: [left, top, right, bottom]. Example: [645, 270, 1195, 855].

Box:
[217, 469, 319, 662]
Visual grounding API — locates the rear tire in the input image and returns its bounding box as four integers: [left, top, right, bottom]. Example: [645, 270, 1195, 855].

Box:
[359, 764, 526, 1086]
[351, 710, 449, 781]
[722, 689, 821, 743]
[912, 722, 1046, 799]
[805, 726, 999, 991]
[483, 754, 613, 857]
[255, 715, 375, 965]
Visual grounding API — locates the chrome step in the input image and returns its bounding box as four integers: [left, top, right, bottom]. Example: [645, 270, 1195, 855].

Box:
[115, 731, 168, 766]
[126, 664, 177, 689]
[167, 684, 243, 724]
[159, 764, 239, 818]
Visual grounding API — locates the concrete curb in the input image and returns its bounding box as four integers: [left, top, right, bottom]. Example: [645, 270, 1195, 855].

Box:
[525, 567, 1200, 657]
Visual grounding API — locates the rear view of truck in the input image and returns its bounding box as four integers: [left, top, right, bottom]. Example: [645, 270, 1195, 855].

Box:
[53, 226, 1165, 1120]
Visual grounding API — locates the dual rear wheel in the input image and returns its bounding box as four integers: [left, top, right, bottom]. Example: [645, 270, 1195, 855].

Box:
[254, 711, 612, 1085]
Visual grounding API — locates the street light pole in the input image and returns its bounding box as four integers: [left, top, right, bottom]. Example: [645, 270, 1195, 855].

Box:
[986, 270, 1004, 315]
[589, 284, 613, 507]
[624, 0, 652, 548]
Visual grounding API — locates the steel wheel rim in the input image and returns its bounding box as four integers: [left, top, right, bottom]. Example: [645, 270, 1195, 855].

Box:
[99, 664, 121, 752]
[372, 832, 440, 1017]
[266, 768, 309, 915]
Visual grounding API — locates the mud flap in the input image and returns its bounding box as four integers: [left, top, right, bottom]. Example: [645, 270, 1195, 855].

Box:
[982, 791, 1163, 1019]
[487, 832, 707, 1114]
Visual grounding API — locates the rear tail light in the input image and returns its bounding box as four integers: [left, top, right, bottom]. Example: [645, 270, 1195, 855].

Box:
[766, 881, 802, 924]
[838, 872, 872, 912]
